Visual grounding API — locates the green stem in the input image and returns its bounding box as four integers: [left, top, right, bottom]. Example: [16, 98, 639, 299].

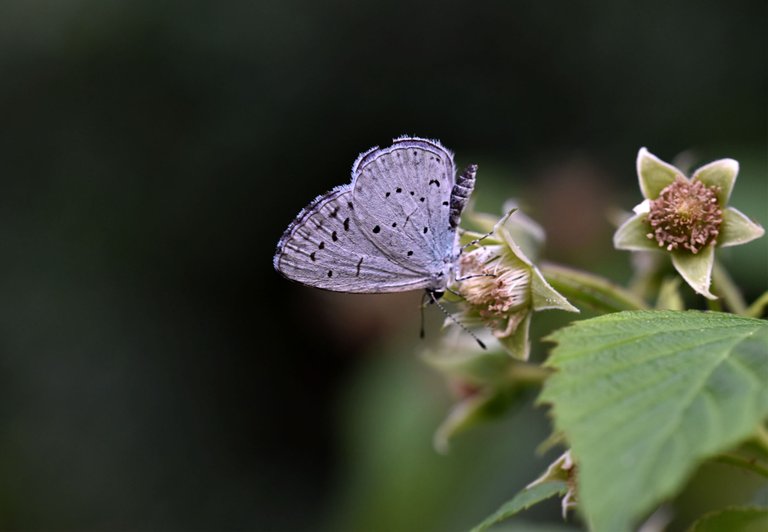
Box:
[707, 298, 723, 312]
[712, 453, 768, 479]
[712, 260, 747, 314]
[752, 424, 768, 456]
[541, 262, 649, 314]
[507, 361, 551, 385]
[745, 290, 768, 318]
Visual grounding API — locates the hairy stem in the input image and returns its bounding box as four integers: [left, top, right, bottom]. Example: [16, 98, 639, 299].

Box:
[712, 260, 747, 314]
[712, 453, 768, 479]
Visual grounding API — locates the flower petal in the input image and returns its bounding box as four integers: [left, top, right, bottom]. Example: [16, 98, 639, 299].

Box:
[670, 244, 716, 299]
[637, 147, 681, 199]
[692, 158, 738, 205]
[718, 206, 765, 247]
[613, 212, 661, 251]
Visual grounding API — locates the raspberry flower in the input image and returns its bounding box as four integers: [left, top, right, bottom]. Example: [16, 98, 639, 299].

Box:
[614, 148, 764, 299]
[452, 210, 577, 360]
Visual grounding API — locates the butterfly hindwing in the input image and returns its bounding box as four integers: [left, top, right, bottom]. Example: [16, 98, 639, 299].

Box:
[274, 185, 431, 293]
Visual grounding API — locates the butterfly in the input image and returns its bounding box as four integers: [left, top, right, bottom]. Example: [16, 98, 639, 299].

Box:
[273, 136, 477, 301]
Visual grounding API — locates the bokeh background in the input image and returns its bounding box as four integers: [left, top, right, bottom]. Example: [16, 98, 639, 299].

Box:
[1, 1, 766, 530]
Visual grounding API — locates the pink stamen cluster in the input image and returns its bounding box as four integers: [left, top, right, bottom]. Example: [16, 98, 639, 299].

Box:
[459, 249, 530, 317]
[646, 177, 723, 254]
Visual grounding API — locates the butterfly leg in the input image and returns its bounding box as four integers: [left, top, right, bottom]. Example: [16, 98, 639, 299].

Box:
[425, 289, 486, 350]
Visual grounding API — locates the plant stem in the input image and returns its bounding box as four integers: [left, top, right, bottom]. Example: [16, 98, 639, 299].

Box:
[745, 290, 768, 318]
[753, 424, 768, 456]
[541, 262, 649, 313]
[712, 453, 768, 479]
[712, 260, 747, 314]
[507, 361, 551, 385]
[707, 298, 723, 312]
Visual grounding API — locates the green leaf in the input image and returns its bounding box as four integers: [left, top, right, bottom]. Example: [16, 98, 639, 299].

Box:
[540, 311, 768, 532]
[688, 507, 768, 532]
[471, 481, 568, 532]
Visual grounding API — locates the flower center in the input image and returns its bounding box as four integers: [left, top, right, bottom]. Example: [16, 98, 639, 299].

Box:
[458, 248, 530, 317]
[646, 177, 723, 254]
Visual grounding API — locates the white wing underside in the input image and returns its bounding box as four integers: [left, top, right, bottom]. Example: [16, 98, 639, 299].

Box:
[274, 185, 432, 292]
[274, 137, 459, 294]
[351, 138, 457, 270]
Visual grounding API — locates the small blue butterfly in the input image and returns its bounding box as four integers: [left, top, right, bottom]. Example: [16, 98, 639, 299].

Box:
[273, 136, 476, 301]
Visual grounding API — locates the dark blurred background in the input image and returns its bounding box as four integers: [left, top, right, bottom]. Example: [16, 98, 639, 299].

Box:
[0, 1, 765, 530]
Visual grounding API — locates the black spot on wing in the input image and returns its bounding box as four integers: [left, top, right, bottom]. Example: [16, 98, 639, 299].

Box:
[356, 257, 363, 276]
[332, 231, 338, 242]
[343, 218, 350, 231]
[327, 270, 333, 278]
[372, 225, 380, 234]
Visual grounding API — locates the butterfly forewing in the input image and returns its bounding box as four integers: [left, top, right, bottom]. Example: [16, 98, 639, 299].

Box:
[351, 137, 457, 271]
[274, 185, 431, 293]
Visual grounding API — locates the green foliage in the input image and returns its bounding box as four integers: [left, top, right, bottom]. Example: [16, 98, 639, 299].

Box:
[540, 311, 768, 532]
[688, 507, 768, 532]
[471, 481, 568, 532]
[540, 263, 649, 313]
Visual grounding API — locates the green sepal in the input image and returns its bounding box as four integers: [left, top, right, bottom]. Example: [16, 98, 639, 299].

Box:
[718, 207, 765, 247]
[470, 480, 569, 532]
[496, 311, 532, 360]
[541, 262, 650, 312]
[692, 158, 738, 205]
[670, 244, 716, 299]
[613, 212, 661, 251]
[637, 147, 680, 199]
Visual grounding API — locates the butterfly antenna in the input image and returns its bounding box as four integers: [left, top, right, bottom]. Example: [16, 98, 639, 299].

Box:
[420, 292, 428, 339]
[460, 208, 518, 252]
[428, 291, 486, 350]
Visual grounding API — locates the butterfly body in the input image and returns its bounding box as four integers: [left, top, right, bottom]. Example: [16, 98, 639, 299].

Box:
[273, 136, 476, 296]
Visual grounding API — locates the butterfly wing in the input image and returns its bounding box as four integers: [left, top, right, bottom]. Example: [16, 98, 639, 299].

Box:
[273, 185, 432, 293]
[350, 137, 457, 272]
